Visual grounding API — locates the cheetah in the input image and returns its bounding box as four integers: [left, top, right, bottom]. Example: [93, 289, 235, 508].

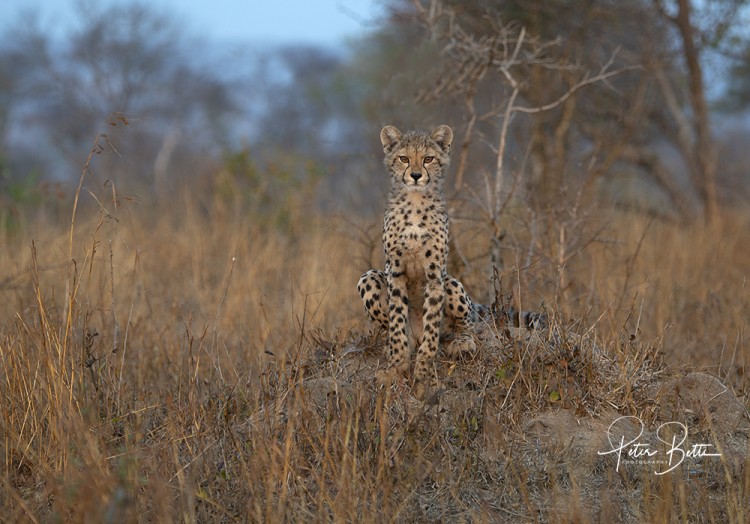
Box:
[357, 125, 545, 392]
[356, 124, 480, 389]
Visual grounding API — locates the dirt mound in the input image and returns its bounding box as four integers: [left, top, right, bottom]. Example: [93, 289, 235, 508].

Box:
[243, 324, 750, 522]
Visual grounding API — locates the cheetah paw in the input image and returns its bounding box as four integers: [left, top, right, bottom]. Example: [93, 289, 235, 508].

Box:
[445, 334, 476, 357]
[413, 378, 442, 403]
[375, 366, 402, 387]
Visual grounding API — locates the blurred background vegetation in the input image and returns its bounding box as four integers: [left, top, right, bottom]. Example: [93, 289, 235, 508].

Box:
[2, 2, 750, 520]
[0, 0, 749, 227]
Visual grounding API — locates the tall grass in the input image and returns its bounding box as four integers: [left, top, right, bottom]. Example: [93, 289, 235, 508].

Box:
[1, 160, 748, 521]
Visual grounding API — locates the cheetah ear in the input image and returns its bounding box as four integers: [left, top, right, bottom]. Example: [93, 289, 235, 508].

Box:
[380, 125, 402, 153]
[430, 125, 453, 153]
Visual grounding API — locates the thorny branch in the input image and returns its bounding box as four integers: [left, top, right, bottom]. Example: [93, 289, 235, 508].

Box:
[413, 0, 636, 267]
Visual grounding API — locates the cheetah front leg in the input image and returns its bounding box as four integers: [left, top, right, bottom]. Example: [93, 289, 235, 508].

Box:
[413, 269, 444, 388]
[384, 269, 411, 377]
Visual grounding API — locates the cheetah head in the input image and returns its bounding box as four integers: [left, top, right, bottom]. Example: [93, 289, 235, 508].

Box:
[380, 125, 453, 191]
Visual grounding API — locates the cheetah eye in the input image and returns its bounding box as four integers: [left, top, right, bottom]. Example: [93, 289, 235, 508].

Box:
[399, 156, 409, 164]
[423, 156, 434, 164]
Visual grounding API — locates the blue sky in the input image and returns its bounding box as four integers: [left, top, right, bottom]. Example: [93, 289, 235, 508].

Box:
[1, 0, 383, 46]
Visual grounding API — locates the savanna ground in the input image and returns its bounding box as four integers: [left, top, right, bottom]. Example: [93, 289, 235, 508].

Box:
[1, 156, 749, 522]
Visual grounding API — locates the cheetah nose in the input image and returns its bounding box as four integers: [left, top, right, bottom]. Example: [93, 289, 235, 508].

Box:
[410, 172, 422, 182]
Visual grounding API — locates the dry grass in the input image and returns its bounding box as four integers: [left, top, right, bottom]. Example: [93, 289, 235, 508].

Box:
[1, 166, 749, 522]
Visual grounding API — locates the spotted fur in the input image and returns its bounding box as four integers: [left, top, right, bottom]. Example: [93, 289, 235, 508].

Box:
[358, 125, 547, 392]
[357, 124, 478, 388]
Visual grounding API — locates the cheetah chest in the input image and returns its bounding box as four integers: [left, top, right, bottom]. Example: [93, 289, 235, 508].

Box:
[399, 223, 434, 253]
[384, 196, 447, 276]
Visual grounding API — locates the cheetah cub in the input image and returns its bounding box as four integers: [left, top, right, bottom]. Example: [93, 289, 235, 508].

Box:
[357, 124, 478, 390]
